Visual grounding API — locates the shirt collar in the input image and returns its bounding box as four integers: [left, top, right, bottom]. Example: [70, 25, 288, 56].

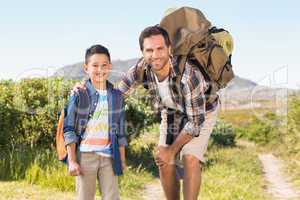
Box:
[85, 78, 113, 96]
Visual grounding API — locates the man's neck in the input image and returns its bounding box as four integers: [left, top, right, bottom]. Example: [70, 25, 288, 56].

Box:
[153, 61, 171, 82]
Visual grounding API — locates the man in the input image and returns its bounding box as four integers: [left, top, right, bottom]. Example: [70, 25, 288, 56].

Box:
[118, 25, 219, 200]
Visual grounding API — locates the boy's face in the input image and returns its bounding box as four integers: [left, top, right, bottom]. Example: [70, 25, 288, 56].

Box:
[84, 54, 112, 84]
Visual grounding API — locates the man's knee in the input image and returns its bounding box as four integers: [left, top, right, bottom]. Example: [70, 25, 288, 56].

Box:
[183, 154, 202, 169]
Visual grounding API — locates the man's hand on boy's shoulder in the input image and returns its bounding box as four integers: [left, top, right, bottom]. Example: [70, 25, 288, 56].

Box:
[70, 82, 86, 96]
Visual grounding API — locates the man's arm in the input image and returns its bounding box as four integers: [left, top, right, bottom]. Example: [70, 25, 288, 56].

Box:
[117, 64, 143, 97]
[156, 69, 206, 166]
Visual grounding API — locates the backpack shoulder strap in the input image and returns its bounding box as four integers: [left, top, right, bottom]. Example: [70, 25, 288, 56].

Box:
[135, 58, 149, 89]
[75, 89, 90, 135]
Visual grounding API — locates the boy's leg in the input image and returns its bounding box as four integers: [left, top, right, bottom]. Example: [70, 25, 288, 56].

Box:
[97, 156, 120, 200]
[159, 164, 180, 200]
[76, 152, 98, 200]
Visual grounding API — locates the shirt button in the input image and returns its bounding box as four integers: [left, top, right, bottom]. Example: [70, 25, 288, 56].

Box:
[94, 103, 97, 106]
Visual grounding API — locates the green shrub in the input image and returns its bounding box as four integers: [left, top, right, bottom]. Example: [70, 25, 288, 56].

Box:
[209, 120, 236, 147]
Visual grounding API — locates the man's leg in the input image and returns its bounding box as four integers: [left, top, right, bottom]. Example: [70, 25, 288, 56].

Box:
[159, 164, 180, 200]
[181, 108, 219, 199]
[183, 155, 202, 200]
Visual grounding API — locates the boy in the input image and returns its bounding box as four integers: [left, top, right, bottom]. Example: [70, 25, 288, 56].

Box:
[63, 44, 127, 200]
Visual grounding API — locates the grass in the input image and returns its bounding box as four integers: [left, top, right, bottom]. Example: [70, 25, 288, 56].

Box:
[0, 120, 281, 199]
[220, 98, 300, 193]
[219, 108, 274, 128]
[0, 181, 74, 200]
[200, 146, 271, 200]
[0, 147, 154, 200]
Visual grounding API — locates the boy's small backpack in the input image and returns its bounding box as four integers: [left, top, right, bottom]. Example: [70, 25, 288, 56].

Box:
[137, 7, 234, 104]
[56, 107, 67, 162]
[55, 90, 90, 163]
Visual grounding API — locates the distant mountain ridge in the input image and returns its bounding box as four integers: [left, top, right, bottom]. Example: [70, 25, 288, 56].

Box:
[53, 58, 292, 110]
[53, 58, 257, 91]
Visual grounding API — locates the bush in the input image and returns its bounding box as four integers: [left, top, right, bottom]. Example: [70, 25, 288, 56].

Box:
[209, 120, 236, 147]
[124, 86, 159, 142]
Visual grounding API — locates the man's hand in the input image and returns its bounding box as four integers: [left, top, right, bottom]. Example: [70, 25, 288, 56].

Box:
[70, 82, 86, 96]
[68, 160, 83, 176]
[155, 146, 176, 167]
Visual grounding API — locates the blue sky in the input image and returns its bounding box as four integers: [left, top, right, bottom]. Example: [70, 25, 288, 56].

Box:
[0, 0, 299, 88]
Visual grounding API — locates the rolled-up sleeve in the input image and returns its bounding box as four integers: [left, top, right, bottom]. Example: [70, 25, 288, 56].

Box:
[118, 63, 143, 97]
[182, 69, 206, 137]
[63, 94, 79, 146]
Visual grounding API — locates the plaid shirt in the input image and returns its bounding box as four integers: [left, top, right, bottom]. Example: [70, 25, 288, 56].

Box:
[118, 57, 218, 137]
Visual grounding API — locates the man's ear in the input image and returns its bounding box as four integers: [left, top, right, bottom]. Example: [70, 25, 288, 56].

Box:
[168, 46, 172, 56]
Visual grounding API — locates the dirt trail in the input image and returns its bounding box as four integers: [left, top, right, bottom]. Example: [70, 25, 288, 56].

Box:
[142, 179, 165, 200]
[259, 154, 299, 199]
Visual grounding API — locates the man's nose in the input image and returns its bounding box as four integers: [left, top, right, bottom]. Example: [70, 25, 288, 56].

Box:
[152, 50, 160, 58]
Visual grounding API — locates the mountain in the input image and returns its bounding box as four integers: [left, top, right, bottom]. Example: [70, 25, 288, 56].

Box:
[53, 58, 289, 110]
[53, 58, 256, 90]
[53, 58, 139, 82]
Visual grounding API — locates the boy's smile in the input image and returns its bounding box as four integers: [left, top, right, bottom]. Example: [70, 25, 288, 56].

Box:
[84, 54, 112, 88]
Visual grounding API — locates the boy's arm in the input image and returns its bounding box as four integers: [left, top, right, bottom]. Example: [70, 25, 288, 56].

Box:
[67, 143, 82, 176]
[63, 94, 80, 146]
[118, 94, 127, 170]
[119, 145, 126, 170]
[63, 93, 82, 175]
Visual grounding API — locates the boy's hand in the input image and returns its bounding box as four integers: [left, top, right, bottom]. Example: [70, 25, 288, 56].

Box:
[119, 146, 127, 172]
[68, 161, 83, 176]
[121, 160, 127, 171]
[70, 82, 86, 96]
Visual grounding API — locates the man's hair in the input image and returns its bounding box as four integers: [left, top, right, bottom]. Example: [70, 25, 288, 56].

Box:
[85, 44, 111, 64]
[139, 25, 171, 51]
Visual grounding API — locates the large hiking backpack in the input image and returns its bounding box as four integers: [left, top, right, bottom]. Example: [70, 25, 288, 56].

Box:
[159, 6, 234, 103]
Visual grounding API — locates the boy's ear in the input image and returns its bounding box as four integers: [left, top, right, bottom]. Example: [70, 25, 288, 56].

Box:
[83, 64, 88, 73]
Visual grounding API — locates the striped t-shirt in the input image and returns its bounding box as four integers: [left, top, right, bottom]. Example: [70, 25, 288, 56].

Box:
[79, 89, 112, 157]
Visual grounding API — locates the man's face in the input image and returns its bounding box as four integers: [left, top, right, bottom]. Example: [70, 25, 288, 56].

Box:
[142, 34, 171, 72]
[84, 54, 112, 84]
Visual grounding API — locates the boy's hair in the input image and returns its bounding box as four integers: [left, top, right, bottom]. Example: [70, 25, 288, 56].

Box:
[139, 25, 171, 51]
[85, 44, 111, 64]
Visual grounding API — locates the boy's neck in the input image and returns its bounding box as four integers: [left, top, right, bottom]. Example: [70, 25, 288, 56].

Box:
[91, 80, 107, 90]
